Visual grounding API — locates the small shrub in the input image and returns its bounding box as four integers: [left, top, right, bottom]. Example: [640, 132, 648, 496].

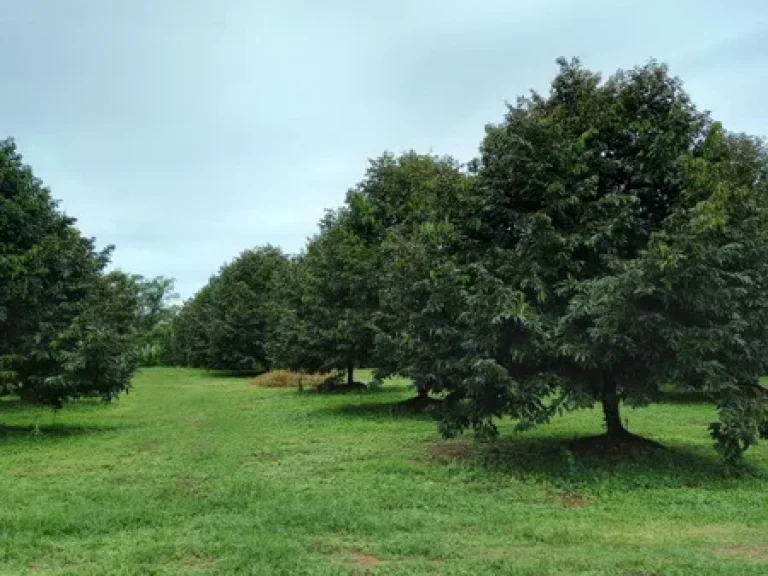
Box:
[250, 370, 330, 389]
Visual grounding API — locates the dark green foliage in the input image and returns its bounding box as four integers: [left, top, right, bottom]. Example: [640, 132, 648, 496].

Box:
[172, 246, 287, 372]
[269, 152, 469, 388]
[426, 59, 768, 460]
[171, 281, 217, 368]
[0, 138, 140, 407]
[37, 271, 142, 406]
[267, 254, 325, 374]
[378, 219, 474, 399]
[366, 153, 472, 397]
[268, 209, 377, 384]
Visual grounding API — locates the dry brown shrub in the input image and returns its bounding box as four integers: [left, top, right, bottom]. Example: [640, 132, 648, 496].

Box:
[249, 370, 331, 389]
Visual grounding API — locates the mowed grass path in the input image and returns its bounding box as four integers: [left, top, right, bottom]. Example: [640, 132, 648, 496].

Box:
[1, 369, 768, 575]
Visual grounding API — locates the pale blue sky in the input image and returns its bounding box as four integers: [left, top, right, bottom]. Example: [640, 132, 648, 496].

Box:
[2, 0, 767, 298]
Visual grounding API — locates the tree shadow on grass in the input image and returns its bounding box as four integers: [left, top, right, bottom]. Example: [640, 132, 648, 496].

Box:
[304, 385, 397, 397]
[0, 397, 33, 414]
[0, 396, 113, 416]
[316, 396, 444, 420]
[427, 434, 763, 488]
[206, 369, 267, 379]
[0, 423, 118, 442]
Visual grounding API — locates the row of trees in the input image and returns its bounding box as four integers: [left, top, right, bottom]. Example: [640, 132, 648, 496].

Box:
[173, 59, 768, 460]
[9, 58, 764, 460]
[169, 152, 469, 387]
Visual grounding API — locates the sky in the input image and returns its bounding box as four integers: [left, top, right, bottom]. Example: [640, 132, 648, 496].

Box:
[2, 0, 767, 300]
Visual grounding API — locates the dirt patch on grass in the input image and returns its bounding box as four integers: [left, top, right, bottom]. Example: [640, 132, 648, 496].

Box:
[682, 525, 740, 539]
[27, 561, 54, 573]
[353, 553, 383, 569]
[550, 489, 590, 509]
[316, 537, 385, 572]
[622, 523, 748, 546]
[246, 450, 282, 462]
[175, 554, 216, 572]
[424, 440, 473, 461]
[175, 476, 204, 496]
[134, 439, 163, 453]
[188, 417, 207, 430]
[328, 549, 386, 573]
[715, 543, 768, 562]
[113, 475, 136, 486]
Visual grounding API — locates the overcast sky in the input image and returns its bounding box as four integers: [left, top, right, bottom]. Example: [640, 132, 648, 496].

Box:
[2, 0, 767, 299]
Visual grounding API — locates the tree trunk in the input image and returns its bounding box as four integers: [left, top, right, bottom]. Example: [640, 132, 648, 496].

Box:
[347, 364, 354, 387]
[601, 376, 627, 439]
[416, 383, 429, 399]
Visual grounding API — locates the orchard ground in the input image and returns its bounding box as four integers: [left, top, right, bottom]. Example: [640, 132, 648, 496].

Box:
[1, 369, 768, 575]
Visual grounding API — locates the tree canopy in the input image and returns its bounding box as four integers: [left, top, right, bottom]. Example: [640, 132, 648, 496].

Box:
[268, 208, 378, 385]
[363, 152, 472, 397]
[172, 246, 287, 372]
[1, 138, 140, 407]
[421, 59, 768, 460]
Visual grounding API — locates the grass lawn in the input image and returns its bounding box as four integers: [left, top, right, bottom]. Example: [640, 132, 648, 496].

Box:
[1, 368, 768, 575]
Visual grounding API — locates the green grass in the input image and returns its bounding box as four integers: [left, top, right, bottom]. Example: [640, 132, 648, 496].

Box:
[1, 369, 767, 575]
